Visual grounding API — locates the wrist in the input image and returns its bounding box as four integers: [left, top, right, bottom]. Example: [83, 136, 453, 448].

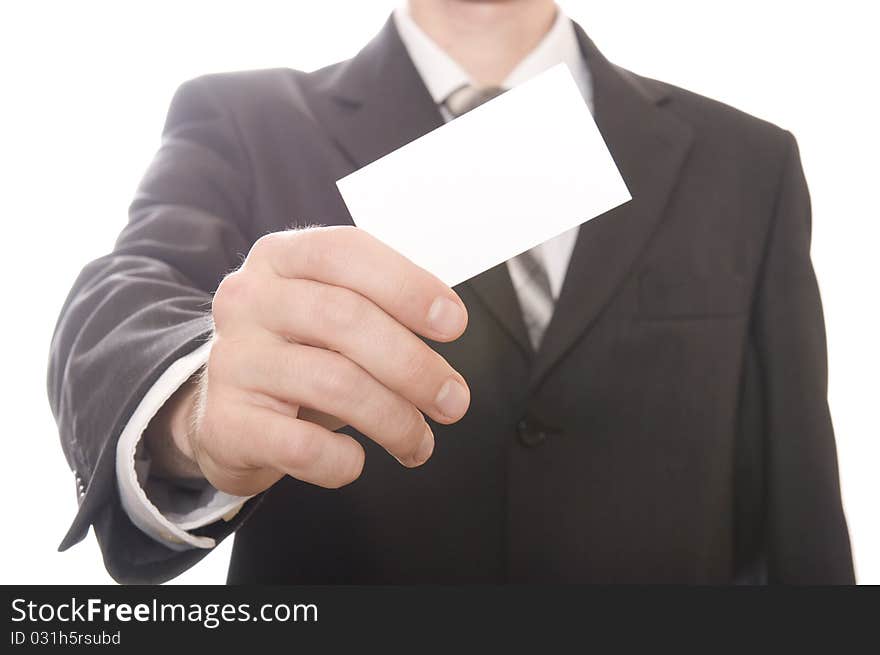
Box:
[168, 377, 200, 462]
[145, 374, 204, 480]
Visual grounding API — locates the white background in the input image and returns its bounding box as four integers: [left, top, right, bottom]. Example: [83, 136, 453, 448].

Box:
[1, 0, 877, 584]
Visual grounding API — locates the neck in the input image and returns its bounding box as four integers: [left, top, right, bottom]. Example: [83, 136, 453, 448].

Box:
[407, 0, 558, 86]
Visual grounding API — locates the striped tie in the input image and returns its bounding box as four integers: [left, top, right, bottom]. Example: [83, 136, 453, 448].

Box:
[444, 84, 557, 349]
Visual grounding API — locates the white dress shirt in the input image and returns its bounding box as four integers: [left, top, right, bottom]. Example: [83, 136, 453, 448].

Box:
[116, 5, 595, 551]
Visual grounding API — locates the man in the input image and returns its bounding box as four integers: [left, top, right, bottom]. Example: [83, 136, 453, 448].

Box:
[48, 0, 854, 583]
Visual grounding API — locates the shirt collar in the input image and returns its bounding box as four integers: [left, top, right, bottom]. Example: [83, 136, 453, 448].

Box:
[392, 6, 471, 104]
[393, 5, 590, 106]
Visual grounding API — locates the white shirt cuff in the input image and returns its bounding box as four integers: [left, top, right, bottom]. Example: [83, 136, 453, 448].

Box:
[115, 341, 251, 551]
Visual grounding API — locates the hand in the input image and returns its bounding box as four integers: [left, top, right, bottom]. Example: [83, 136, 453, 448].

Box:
[145, 226, 470, 496]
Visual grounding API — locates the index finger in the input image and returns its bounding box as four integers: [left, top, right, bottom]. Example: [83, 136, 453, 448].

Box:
[247, 226, 468, 342]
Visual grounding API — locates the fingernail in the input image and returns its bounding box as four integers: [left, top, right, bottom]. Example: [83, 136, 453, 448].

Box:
[427, 297, 466, 338]
[413, 425, 434, 466]
[435, 378, 469, 420]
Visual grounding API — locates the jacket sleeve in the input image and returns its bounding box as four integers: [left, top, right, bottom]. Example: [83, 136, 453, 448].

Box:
[753, 132, 855, 583]
[47, 75, 261, 583]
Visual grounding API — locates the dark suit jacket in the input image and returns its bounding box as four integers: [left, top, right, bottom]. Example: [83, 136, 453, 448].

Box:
[47, 17, 854, 584]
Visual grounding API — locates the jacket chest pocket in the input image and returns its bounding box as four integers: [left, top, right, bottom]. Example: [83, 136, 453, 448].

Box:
[637, 269, 751, 319]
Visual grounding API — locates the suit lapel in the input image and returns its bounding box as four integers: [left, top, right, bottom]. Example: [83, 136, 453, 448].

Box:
[307, 17, 444, 171]
[528, 26, 695, 390]
[465, 263, 533, 356]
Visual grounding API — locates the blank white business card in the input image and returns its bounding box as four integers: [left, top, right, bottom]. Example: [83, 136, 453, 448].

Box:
[336, 63, 631, 287]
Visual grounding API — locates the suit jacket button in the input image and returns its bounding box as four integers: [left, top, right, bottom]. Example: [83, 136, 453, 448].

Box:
[517, 418, 548, 447]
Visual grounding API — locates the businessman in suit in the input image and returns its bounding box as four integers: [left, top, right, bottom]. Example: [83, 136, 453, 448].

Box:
[48, 0, 854, 583]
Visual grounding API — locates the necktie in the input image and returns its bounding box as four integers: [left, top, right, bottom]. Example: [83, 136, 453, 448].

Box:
[443, 84, 557, 350]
